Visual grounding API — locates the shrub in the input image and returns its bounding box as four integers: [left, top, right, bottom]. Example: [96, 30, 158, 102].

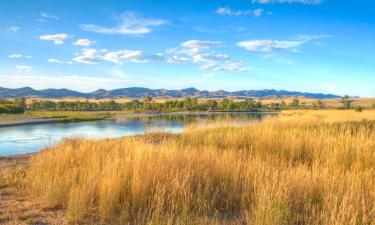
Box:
[354, 105, 364, 112]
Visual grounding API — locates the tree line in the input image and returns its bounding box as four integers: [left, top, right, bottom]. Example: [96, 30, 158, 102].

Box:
[0, 97, 26, 114]
[0, 96, 373, 114]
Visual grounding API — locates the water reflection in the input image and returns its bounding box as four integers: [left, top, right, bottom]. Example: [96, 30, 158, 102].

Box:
[0, 112, 271, 156]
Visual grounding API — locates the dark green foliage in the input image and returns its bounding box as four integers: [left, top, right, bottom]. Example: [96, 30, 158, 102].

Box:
[0, 104, 25, 114]
[354, 105, 364, 112]
[28, 97, 273, 112]
[0, 98, 26, 114]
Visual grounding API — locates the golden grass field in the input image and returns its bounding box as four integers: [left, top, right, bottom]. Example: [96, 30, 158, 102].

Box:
[2, 110, 375, 224]
[24, 97, 375, 108]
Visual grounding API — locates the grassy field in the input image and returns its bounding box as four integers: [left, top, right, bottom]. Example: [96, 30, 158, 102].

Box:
[2, 110, 375, 224]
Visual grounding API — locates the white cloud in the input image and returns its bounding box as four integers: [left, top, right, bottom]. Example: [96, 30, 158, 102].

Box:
[253, 9, 264, 17]
[167, 40, 222, 56]
[103, 50, 147, 63]
[72, 38, 96, 47]
[48, 58, 73, 64]
[166, 56, 189, 64]
[73, 49, 147, 64]
[151, 53, 189, 63]
[237, 35, 330, 52]
[225, 62, 248, 72]
[8, 26, 20, 33]
[109, 67, 129, 79]
[193, 53, 230, 63]
[181, 40, 222, 49]
[40, 33, 72, 45]
[200, 62, 221, 71]
[200, 61, 248, 73]
[15, 65, 32, 73]
[40, 12, 59, 20]
[252, 0, 323, 4]
[216, 7, 264, 17]
[73, 48, 99, 64]
[80, 11, 166, 35]
[8, 54, 23, 58]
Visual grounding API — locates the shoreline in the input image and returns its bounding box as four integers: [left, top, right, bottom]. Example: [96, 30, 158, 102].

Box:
[0, 153, 32, 171]
[0, 110, 274, 128]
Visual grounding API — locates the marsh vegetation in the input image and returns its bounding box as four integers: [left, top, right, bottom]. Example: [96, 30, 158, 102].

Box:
[2, 110, 375, 224]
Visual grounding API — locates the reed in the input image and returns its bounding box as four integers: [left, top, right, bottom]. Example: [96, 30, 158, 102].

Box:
[20, 110, 375, 224]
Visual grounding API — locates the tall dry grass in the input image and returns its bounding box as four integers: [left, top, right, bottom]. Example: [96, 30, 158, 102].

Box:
[21, 110, 375, 224]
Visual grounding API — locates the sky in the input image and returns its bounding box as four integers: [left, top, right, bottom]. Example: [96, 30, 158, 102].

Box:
[0, 0, 374, 97]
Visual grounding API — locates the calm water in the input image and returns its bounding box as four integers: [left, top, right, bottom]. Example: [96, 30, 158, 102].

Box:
[0, 112, 269, 156]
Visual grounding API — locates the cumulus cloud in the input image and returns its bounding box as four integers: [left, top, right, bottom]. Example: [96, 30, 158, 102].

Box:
[72, 38, 96, 47]
[8, 54, 23, 58]
[237, 35, 330, 52]
[48, 58, 73, 64]
[15, 65, 32, 73]
[216, 7, 264, 17]
[40, 33, 72, 45]
[73, 48, 99, 64]
[80, 11, 166, 35]
[165, 40, 247, 73]
[252, 0, 323, 4]
[40, 12, 59, 20]
[8, 26, 20, 33]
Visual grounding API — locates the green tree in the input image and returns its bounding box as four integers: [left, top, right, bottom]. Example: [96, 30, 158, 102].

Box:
[207, 100, 218, 111]
[289, 98, 300, 108]
[341, 95, 352, 109]
[14, 97, 26, 108]
[354, 105, 364, 112]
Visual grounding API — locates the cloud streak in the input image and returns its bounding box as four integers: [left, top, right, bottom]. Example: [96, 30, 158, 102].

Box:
[237, 35, 331, 52]
[216, 7, 264, 17]
[48, 59, 73, 64]
[40, 12, 59, 20]
[15, 65, 32, 73]
[73, 38, 96, 47]
[40, 33, 72, 45]
[80, 12, 166, 35]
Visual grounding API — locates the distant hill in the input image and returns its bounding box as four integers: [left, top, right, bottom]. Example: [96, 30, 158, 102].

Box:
[0, 87, 342, 99]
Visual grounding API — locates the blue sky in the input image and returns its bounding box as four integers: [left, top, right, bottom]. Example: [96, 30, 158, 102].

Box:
[0, 0, 374, 97]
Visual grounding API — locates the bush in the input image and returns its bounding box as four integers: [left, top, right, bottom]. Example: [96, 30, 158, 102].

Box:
[354, 105, 364, 112]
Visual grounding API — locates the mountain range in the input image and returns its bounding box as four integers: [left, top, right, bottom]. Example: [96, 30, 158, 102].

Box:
[0, 87, 342, 99]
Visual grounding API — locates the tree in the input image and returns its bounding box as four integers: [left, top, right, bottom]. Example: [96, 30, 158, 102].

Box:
[341, 95, 352, 109]
[354, 105, 364, 112]
[316, 100, 326, 109]
[207, 100, 218, 111]
[289, 98, 300, 108]
[142, 96, 153, 110]
[14, 97, 26, 109]
[281, 101, 286, 109]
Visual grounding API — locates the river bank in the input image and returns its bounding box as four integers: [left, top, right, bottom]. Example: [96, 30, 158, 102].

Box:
[0, 110, 273, 128]
[0, 111, 110, 128]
